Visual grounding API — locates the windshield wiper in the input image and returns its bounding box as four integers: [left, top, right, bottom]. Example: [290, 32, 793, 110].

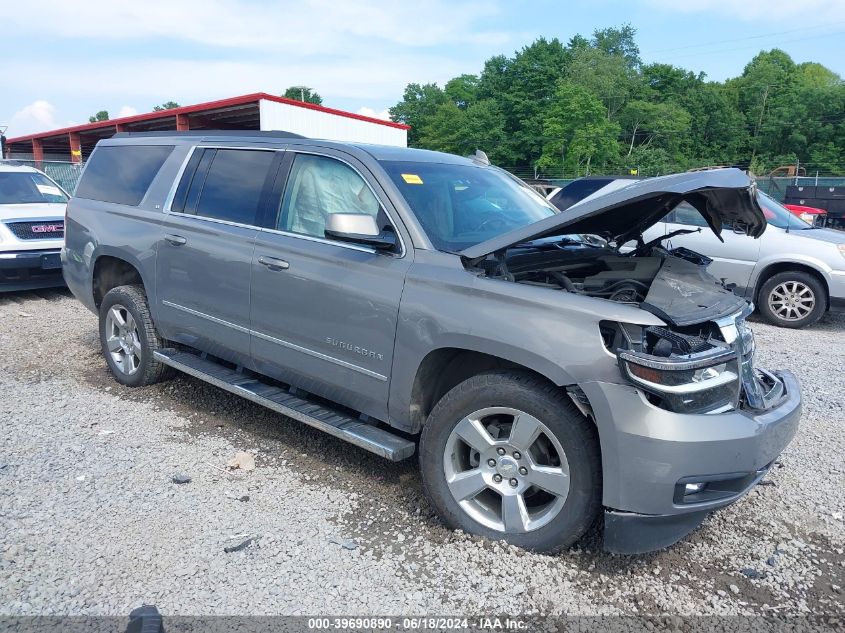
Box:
[513, 236, 598, 250]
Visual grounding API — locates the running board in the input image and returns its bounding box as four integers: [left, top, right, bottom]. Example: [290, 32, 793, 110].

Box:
[153, 349, 415, 461]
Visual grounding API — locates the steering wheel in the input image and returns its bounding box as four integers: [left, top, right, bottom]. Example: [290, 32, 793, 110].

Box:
[474, 212, 516, 232]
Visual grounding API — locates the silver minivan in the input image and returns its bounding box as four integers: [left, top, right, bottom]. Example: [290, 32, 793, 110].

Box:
[551, 180, 845, 328]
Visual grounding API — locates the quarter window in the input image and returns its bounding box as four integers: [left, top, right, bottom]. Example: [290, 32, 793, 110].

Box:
[76, 145, 173, 206]
[278, 154, 380, 238]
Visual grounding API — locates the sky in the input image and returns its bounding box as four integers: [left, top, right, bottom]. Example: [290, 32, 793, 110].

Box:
[3, 0, 845, 138]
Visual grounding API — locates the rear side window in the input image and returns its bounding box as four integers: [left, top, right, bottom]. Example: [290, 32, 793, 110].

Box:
[173, 148, 276, 226]
[76, 145, 173, 206]
[672, 202, 709, 227]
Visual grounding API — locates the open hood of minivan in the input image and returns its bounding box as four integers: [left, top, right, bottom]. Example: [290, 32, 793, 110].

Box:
[460, 169, 766, 260]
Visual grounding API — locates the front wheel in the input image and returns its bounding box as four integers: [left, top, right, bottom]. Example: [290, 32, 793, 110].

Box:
[419, 371, 601, 553]
[758, 271, 826, 329]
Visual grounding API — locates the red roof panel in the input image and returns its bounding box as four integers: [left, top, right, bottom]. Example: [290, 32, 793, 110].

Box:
[6, 92, 408, 143]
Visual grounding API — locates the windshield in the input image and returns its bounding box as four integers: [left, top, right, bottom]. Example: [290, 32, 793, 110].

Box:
[382, 161, 557, 252]
[757, 191, 812, 230]
[0, 172, 69, 204]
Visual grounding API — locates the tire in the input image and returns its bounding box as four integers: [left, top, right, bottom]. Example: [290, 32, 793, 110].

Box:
[98, 284, 173, 387]
[757, 271, 826, 329]
[419, 370, 601, 553]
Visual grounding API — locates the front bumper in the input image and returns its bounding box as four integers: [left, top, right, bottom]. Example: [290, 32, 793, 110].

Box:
[580, 370, 801, 553]
[0, 249, 65, 292]
[828, 270, 845, 312]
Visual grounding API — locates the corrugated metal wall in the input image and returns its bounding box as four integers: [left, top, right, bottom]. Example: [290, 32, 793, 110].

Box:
[259, 100, 407, 147]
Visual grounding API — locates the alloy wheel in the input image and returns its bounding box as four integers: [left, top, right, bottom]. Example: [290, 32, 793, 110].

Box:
[104, 304, 142, 375]
[443, 407, 570, 534]
[768, 281, 815, 322]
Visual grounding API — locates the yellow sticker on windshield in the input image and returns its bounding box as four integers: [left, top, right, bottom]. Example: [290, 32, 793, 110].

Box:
[401, 173, 423, 184]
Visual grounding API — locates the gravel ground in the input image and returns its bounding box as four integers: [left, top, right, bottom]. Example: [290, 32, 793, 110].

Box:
[0, 289, 842, 617]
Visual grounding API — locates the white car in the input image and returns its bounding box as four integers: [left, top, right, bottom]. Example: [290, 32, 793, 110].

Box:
[0, 162, 69, 291]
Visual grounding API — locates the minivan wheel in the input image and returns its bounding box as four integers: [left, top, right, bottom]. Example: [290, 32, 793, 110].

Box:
[99, 284, 172, 387]
[419, 371, 601, 553]
[758, 271, 826, 329]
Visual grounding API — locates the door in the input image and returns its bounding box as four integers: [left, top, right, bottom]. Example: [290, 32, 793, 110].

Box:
[662, 202, 762, 296]
[249, 151, 412, 420]
[156, 147, 280, 365]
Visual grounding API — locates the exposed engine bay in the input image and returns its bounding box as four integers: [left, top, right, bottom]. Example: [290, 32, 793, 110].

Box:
[471, 235, 749, 327]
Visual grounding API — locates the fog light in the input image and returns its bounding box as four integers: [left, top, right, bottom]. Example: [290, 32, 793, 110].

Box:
[684, 482, 706, 495]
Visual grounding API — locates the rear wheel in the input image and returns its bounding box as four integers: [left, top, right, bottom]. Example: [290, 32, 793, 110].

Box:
[419, 371, 601, 553]
[758, 271, 825, 329]
[99, 284, 172, 387]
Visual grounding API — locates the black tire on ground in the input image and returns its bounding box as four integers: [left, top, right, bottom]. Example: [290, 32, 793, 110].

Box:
[757, 271, 826, 329]
[419, 370, 602, 553]
[98, 284, 173, 387]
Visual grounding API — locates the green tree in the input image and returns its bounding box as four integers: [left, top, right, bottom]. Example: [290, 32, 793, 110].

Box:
[565, 48, 639, 119]
[444, 74, 480, 110]
[419, 100, 511, 163]
[538, 82, 621, 176]
[153, 101, 181, 111]
[283, 86, 323, 105]
[591, 24, 641, 69]
[619, 100, 691, 161]
[389, 83, 446, 145]
[88, 110, 109, 123]
[392, 31, 845, 176]
[477, 38, 572, 164]
[680, 82, 748, 166]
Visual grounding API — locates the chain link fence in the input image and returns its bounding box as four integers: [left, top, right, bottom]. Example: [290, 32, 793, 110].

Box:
[3, 159, 85, 194]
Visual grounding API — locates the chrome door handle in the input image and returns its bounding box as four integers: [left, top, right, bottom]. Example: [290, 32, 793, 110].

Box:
[164, 234, 187, 246]
[258, 255, 290, 271]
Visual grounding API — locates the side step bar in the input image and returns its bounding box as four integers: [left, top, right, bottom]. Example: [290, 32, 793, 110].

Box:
[153, 349, 416, 461]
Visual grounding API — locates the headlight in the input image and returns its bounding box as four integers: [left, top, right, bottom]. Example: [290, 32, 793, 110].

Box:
[619, 348, 741, 413]
[838, 244, 845, 259]
[799, 213, 815, 223]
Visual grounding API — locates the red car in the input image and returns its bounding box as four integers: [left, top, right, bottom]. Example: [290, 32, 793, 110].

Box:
[783, 203, 826, 225]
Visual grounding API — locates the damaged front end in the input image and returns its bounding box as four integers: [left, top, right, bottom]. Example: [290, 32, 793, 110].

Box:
[462, 168, 787, 416]
[604, 304, 784, 415]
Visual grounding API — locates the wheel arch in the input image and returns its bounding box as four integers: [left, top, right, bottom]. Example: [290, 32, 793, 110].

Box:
[405, 346, 575, 435]
[91, 253, 148, 309]
[753, 260, 830, 310]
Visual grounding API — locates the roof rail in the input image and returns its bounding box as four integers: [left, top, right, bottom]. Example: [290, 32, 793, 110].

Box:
[111, 130, 307, 139]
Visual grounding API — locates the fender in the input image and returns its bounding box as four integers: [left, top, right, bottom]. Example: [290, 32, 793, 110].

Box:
[750, 254, 832, 297]
[90, 244, 158, 317]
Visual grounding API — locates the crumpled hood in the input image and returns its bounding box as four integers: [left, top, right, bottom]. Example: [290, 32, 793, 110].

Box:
[640, 255, 748, 326]
[460, 168, 766, 260]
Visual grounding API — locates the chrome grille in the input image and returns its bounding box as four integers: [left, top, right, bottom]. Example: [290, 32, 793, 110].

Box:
[718, 307, 783, 410]
[4, 220, 64, 240]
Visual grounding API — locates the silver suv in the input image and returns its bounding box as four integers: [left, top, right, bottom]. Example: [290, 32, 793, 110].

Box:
[63, 132, 801, 554]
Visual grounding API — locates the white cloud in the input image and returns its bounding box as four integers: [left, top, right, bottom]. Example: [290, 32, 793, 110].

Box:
[356, 107, 391, 120]
[7, 100, 73, 136]
[1, 0, 508, 54]
[1, 1, 513, 135]
[1, 55, 469, 105]
[646, 0, 845, 22]
[117, 105, 138, 118]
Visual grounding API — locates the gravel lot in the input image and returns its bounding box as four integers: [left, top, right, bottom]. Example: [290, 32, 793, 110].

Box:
[0, 289, 843, 617]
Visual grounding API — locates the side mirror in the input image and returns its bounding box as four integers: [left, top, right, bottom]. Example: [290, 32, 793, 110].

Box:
[324, 213, 397, 251]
